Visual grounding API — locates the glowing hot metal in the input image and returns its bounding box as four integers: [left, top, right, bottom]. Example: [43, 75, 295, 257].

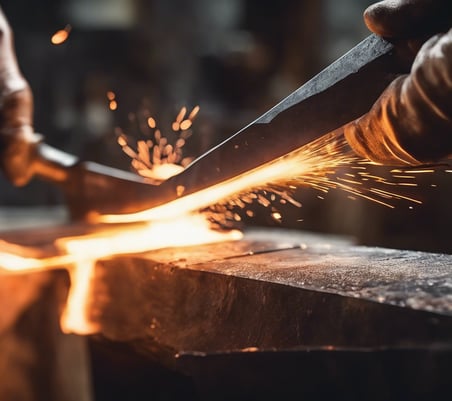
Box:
[0, 215, 241, 333]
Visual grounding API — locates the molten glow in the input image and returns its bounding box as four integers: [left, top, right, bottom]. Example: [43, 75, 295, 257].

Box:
[51, 25, 71, 45]
[138, 163, 184, 181]
[61, 261, 99, 335]
[0, 216, 241, 274]
[0, 214, 241, 334]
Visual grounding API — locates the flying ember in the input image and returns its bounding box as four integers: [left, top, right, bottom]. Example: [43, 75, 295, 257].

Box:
[116, 105, 198, 183]
[51, 24, 72, 45]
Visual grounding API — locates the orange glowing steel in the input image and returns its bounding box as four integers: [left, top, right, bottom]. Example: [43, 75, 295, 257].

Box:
[0, 214, 241, 334]
[51, 25, 72, 45]
[0, 216, 241, 275]
[61, 261, 99, 334]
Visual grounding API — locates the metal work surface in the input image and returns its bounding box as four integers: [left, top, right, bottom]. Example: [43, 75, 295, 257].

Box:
[87, 229, 452, 401]
[137, 229, 452, 317]
[2, 224, 452, 400]
[68, 229, 452, 358]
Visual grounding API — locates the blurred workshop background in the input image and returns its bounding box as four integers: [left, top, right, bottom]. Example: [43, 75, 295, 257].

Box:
[1, 0, 451, 253]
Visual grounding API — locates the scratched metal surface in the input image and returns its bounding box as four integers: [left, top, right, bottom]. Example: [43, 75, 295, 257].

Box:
[143, 228, 452, 317]
[202, 232, 452, 317]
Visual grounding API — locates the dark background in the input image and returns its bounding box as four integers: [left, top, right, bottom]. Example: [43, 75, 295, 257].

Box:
[1, 0, 451, 253]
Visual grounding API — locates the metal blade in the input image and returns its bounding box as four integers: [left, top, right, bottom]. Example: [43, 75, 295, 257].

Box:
[127, 34, 409, 212]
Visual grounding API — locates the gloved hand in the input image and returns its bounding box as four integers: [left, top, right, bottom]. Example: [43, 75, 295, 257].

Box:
[0, 8, 40, 185]
[344, 0, 452, 165]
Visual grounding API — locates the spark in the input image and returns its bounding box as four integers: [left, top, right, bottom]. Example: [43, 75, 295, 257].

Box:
[117, 105, 199, 183]
[336, 177, 362, 185]
[175, 107, 187, 123]
[147, 117, 156, 128]
[402, 169, 435, 174]
[180, 120, 192, 130]
[271, 212, 282, 222]
[396, 182, 418, 187]
[107, 92, 118, 110]
[392, 175, 415, 179]
[61, 261, 99, 334]
[188, 106, 200, 120]
[51, 25, 72, 45]
[369, 188, 422, 204]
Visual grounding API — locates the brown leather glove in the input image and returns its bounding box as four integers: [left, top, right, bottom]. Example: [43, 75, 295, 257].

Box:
[344, 0, 452, 165]
[0, 8, 40, 186]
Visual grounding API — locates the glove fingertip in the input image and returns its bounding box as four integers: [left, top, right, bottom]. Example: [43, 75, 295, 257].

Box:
[363, 1, 398, 37]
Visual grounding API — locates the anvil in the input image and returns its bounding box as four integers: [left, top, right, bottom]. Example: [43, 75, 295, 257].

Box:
[2, 225, 452, 400]
[85, 229, 452, 401]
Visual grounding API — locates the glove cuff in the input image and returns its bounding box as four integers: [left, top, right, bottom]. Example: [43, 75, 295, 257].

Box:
[344, 119, 421, 166]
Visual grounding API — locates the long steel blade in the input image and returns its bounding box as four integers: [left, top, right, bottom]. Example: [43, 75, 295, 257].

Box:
[127, 34, 409, 212]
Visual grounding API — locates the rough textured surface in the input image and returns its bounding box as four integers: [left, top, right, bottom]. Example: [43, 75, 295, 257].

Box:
[198, 235, 452, 317]
[74, 229, 452, 358]
[2, 221, 452, 400]
[84, 229, 452, 401]
[126, 229, 452, 317]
